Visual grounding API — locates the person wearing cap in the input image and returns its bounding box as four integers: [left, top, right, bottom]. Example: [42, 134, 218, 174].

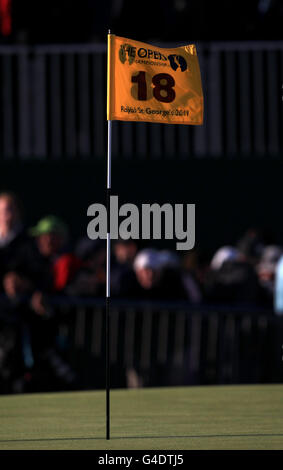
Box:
[24, 215, 80, 391]
[203, 245, 262, 306]
[133, 248, 162, 294]
[132, 248, 187, 301]
[29, 215, 82, 301]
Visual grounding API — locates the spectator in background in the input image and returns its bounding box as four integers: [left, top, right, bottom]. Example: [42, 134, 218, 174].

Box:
[0, 191, 38, 392]
[21, 215, 81, 391]
[66, 237, 106, 297]
[128, 247, 188, 388]
[255, 245, 283, 307]
[132, 248, 187, 301]
[181, 250, 203, 304]
[203, 245, 262, 306]
[0, 191, 37, 300]
[236, 228, 265, 266]
[29, 215, 82, 303]
[111, 238, 138, 298]
[274, 254, 283, 314]
[158, 249, 202, 304]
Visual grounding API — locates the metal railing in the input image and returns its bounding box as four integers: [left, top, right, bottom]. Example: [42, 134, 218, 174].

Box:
[0, 41, 282, 160]
[64, 299, 283, 388]
[13, 296, 283, 387]
[0, 296, 283, 391]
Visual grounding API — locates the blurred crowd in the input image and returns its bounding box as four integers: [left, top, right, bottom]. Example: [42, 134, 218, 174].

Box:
[2, 191, 283, 309]
[1, 191, 283, 393]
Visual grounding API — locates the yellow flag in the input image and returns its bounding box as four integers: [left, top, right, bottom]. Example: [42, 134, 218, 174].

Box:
[107, 34, 203, 125]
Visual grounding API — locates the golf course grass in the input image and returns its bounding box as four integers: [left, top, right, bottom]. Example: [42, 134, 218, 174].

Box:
[0, 384, 282, 450]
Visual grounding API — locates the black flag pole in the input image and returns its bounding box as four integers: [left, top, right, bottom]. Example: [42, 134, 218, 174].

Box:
[106, 29, 112, 440]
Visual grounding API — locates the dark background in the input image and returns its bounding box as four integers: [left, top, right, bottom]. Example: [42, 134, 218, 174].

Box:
[7, 0, 283, 44]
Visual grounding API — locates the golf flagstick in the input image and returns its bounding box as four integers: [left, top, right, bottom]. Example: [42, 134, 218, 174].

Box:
[106, 29, 112, 440]
[104, 30, 203, 441]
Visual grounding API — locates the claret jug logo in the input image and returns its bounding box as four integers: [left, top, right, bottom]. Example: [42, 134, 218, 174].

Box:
[119, 42, 188, 73]
[168, 54, 187, 72]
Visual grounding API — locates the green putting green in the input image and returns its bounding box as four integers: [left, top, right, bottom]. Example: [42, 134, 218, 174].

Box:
[0, 384, 282, 450]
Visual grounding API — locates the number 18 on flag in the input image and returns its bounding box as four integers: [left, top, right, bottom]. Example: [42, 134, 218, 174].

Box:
[107, 34, 204, 125]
